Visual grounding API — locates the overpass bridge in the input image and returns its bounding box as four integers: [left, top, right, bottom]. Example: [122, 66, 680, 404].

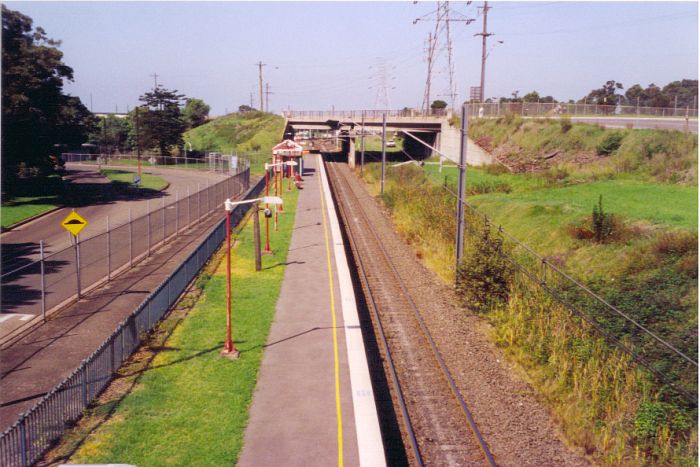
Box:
[283, 110, 494, 167]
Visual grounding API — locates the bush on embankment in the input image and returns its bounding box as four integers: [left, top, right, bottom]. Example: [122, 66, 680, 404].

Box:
[360, 162, 698, 465]
[185, 111, 285, 174]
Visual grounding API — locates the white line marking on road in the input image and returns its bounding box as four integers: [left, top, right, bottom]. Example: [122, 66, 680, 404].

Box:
[0, 314, 35, 323]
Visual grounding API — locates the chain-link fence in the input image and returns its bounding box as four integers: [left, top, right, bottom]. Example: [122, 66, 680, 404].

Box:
[464, 102, 699, 119]
[0, 176, 265, 467]
[0, 160, 250, 326]
[61, 152, 243, 174]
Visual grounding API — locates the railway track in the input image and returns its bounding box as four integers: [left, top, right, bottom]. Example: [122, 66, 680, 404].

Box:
[325, 161, 497, 467]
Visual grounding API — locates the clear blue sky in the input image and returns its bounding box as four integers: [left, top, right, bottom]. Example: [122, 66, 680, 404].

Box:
[6, 1, 698, 116]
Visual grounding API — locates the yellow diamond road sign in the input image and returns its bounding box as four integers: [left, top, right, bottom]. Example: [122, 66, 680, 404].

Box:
[61, 211, 88, 236]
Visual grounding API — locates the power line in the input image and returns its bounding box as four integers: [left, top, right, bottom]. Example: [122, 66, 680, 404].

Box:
[414, 1, 475, 112]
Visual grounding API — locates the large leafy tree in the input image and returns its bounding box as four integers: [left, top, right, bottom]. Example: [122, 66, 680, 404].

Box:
[2, 5, 94, 191]
[182, 98, 210, 129]
[585, 80, 624, 105]
[89, 115, 131, 154]
[136, 86, 186, 158]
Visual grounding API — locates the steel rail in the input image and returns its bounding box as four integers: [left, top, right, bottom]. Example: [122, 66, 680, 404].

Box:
[325, 162, 423, 467]
[326, 161, 497, 466]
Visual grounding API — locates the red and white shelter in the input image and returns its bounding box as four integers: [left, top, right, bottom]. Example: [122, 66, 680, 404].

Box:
[272, 139, 304, 174]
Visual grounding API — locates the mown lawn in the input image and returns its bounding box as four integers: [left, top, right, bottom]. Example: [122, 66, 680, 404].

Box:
[69, 186, 300, 466]
[1, 195, 61, 228]
[100, 169, 169, 191]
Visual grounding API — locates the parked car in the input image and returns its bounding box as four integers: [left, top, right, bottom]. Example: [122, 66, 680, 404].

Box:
[386, 139, 396, 148]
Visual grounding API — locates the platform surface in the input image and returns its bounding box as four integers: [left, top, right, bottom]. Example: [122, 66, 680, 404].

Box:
[238, 155, 384, 467]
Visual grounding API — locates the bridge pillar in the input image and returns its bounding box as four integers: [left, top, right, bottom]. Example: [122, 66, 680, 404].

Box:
[347, 136, 356, 168]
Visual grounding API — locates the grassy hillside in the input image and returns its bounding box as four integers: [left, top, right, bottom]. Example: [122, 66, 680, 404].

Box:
[185, 111, 285, 173]
[358, 120, 698, 465]
[468, 115, 698, 184]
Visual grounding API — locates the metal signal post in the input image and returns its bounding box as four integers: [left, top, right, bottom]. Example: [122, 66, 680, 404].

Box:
[455, 104, 468, 272]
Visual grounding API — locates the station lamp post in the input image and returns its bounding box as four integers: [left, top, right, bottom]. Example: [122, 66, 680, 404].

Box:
[221, 195, 282, 359]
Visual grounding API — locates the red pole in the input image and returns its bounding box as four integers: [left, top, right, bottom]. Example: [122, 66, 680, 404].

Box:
[274, 168, 279, 230]
[264, 166, 271, 254]
[222, 205, 239, 358]
[278, 163, 284, 213]
[288, 163, 292, 191]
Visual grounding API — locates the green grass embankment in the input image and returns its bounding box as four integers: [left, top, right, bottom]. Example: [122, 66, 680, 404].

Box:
[467, 115, 698, 184]
[185, 111, 285, 174]
[1, 175, 64, 228]
[64, 187, 299, 465]
[100, 169, 168, 192]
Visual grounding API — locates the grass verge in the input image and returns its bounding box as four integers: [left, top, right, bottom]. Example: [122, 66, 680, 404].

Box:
[44, 186, 299, 466]
[1, 174, 64, 228]
[100, 169, 169, 192]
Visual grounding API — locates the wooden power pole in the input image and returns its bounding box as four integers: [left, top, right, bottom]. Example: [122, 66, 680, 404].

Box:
[476, 1, 493, 102]
[257, 61, 266, 112]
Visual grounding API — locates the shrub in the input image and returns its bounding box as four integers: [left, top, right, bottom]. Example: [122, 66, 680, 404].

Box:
[467, 181, 512, 195]
[652, 231, 698, 257]
[566, 222, 595, 240]
[484, 163, 510, 175]
[592, 195, 615, 243]
[559, 116, 573, 133]
[596, 131, 624, 156]
[456, 221, 514, 313]
[542, 166, 570, 186]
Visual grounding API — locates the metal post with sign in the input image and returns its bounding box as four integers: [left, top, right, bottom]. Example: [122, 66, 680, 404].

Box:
[61, 211, 88, 298]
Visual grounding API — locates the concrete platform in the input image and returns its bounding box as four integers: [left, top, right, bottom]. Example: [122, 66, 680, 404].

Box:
[238, 155, 385, 467]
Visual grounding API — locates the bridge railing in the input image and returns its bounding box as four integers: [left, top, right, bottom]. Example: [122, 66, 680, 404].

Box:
[283, 109, 450, 119]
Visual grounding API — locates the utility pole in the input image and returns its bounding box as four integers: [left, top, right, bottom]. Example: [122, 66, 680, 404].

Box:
[250, 92, 254, 108]
[150, 72, 159, 89]
[135, 106, 142, 180]
[360, 111, 366, 175]
[257, 61, 266, 112]
[475, 1, 493, 102]
[423, 31, 436, 114]
[381, 113, 386, 194]
[265, 83, 274, 113]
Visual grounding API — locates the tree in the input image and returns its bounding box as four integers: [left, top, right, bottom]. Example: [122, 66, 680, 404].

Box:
[585, 80, 624, 105]
[522, 91, 540, 103]
[2, 5, 94, 191]
[182, 98, 210, 129]
[430, 99, 448, 110]
[136, 86, 186, 158]
[642, 83, 669, 108]
[625, 84, 644, 105]
[89, 115, 131, 154]
[662, 79, 698, 108]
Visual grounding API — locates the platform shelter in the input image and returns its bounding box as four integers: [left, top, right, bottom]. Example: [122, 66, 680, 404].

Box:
[272, 139, 304, 176]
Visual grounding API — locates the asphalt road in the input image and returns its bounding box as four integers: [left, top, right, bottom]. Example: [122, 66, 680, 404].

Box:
[0, 164, 238, 338]
[2, 163, 229, 261]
